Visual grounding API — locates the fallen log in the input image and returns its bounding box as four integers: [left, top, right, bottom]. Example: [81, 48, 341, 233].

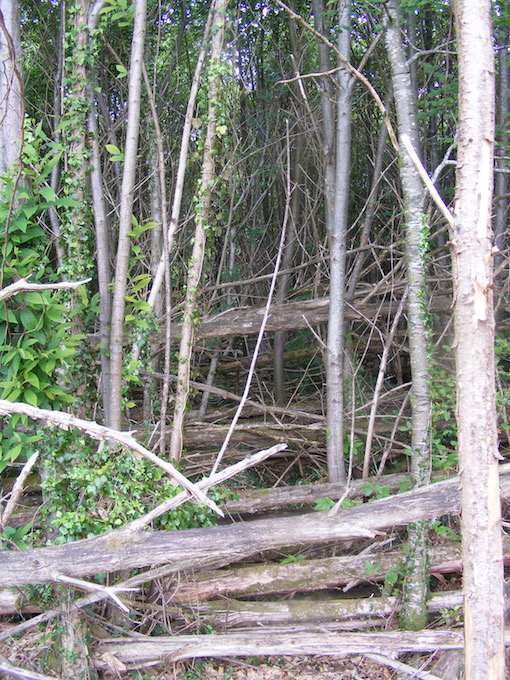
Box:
[1, 465, 510, 588]
[182, 590, 463, 628]
[169, 537, 510, 603]
[94, 629, 469, 669]
[193, 295, 452, 340]
[222, 471, 443, 514]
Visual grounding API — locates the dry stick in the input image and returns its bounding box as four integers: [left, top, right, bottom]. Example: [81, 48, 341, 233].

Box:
[0, 451, 39, 530]
[128, 442, 286, 531]
[401, 134, 454, 228]
[273, 0, 399, 152]
[365, 653, 442, 680]
[209, 124, 293, 477]
[362, 290, 408, 479]
[0, 444, 286, 643]
[0, 652, 58, 680]
[145, 370, 324, 423]
[0, 400, 222, 516]
[0, 277, 90, 302]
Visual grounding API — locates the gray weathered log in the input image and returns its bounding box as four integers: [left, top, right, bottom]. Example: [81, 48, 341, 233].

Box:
[94, 629, 469, 669]
[169, 536, 510, 603]
[1, 465, 510, 588]
[183, 590, 463, 628]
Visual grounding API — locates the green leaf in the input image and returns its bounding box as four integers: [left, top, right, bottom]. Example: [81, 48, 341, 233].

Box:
[39, 186, 57, 202]
[19, 308, 39, 332]
[23, 389, 38, 406]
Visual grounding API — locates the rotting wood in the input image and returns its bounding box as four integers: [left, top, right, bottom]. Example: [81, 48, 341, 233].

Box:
[222, 470, 444, 514]
[177, 294, 452, 341]
[2, 465, 510, 588]
[179, 590, 463, 629]
[93, 629, 470, 669]
[87, 294, 452, 348]
[168, 536, 510, 603]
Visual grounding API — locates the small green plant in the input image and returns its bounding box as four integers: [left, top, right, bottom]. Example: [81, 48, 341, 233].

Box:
[365, 560, 382, 576]
[383, 564, 405, 594]
[314, 497, 335, 512]
[432, 519, 460, 542]
[280, 554, 306, 564]
[361, 482, 392, 500]
[439, 605, 463, 627]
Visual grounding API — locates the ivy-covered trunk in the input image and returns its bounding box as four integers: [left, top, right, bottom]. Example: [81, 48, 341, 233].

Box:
[169, 0, 229, 463]
[384, 0, 432, 631]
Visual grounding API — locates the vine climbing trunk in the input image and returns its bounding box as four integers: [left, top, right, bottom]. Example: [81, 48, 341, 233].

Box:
[384, 0, 432, 631]
[168, 0, 229, 463]
[108, 0, 148, 430]
[454, 0, 505, 676]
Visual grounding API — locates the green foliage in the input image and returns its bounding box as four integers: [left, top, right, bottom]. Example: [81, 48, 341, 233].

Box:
[361, 482, 392, 500]
[0, 122, 79, 473]
[431, 519, 460, 542]
[496, 334, 510, 433]
[280, 553, 306, 564]
[314, 497, 335, 512]
[39, 428, 229, 543]
[383, 564, 405, 594]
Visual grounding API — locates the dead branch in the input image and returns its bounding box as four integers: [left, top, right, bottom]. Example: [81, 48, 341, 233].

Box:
[0, 277, 90, 302]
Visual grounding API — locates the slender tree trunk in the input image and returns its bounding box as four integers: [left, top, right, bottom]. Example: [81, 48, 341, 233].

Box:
[169, 0, 229, 463]
[0, 0, 23, 177]
[385, 0, 432, 631]
[88, 1, 111, 425]
[326, 0, 352, 483]
[108, 0, 148, 430]
[494, 27, 508, 321]
[453, 1, 505, 677]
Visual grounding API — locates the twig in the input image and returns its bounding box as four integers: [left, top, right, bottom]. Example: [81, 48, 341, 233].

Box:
[1, 451, 39, 529]
[363, 291, 408, 478]
[273, 0, 399, 151]
[365, 653, 442, 680]
[128, 442, 287, 531]
[55, 574, 138, 614]
[0, 652, 59, 680]
[0, 400, 222, 516]
[401, 134, 454, 227]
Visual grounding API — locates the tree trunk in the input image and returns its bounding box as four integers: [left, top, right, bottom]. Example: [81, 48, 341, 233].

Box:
[3, 464, 510, 588]
[169, 0, 229, 463]
[108, 0, 148, 429]
[384, 0, 432, 631]
[0, 0, 23, 176]
[326, 0, 352, 483]
[453, 1, 505, 677]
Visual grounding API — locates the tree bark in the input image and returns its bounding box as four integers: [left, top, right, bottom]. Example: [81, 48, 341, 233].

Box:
[94, 630, 468, 669]
[326, 0, 352, 483]
[108, 0, 148, 429]
[0, 0, 23, 176]
[169, 0, 229, 462]
[384, 0, 432, 631]
[453, 1, 505, 677]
